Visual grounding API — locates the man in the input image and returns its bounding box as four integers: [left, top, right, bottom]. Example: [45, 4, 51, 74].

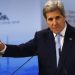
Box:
[0, 0, 75, 75]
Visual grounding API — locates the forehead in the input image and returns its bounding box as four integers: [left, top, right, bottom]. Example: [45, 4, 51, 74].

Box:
[46, 10, 63, 18]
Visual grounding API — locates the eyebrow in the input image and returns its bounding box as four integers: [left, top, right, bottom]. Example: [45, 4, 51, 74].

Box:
[47, 16, 61, 20]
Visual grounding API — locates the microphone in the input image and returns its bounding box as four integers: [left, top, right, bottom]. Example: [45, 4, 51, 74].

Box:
[11, 51, 38, 75]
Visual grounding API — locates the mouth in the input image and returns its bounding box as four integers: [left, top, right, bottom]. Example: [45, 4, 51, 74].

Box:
[52, 27, 58, 30]
[52, 28, 60, 32]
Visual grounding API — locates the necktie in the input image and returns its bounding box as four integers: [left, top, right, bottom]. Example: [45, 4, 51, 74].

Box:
[55, 34, 61, 67]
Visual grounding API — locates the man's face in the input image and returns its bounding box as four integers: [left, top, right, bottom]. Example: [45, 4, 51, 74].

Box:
[45, 9, 66, 34]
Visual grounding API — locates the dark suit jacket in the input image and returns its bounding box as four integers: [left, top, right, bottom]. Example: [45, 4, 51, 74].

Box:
[3, 23, 75, 75]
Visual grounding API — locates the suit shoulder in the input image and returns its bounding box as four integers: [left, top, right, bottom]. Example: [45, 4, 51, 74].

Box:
[68, 25, 75, 38]
[36, 28, 50, 35]
[34, 28, 50, 38]
[70, 26, 75, 33]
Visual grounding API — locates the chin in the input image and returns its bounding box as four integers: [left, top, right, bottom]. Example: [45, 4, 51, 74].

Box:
[53, 31, 60, 34]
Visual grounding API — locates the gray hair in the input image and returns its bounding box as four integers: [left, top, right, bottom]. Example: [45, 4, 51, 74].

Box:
[43, 0, 65, 18]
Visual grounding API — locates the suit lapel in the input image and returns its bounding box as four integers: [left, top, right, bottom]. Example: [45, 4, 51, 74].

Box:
[45, 29, 57, 71]
[57, 24, 75, 73]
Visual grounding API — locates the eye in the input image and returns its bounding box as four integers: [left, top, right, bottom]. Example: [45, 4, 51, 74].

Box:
[48, 18, 53, 21]
[55, 16, 61, 20]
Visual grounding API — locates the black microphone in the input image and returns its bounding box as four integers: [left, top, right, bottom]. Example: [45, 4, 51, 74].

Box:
[11, 51, 38, 75]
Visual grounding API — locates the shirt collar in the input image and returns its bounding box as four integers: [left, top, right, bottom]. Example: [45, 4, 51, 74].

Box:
[53, 23, 67, 37]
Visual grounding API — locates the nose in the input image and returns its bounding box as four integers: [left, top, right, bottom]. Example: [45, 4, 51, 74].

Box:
[53, 19, 57, 25]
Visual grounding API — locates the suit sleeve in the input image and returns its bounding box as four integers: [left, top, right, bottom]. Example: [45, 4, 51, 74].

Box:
[3, 32, 38, 57]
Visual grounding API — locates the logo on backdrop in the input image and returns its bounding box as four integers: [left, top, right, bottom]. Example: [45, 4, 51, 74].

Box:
[0, 12, 9, 21]
[0, 12, 20, 25]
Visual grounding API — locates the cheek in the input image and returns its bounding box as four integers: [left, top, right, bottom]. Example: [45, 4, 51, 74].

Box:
[47, 22, 52, 28]
[46, 21, 52, 27]
[60, 21, 65, 27]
